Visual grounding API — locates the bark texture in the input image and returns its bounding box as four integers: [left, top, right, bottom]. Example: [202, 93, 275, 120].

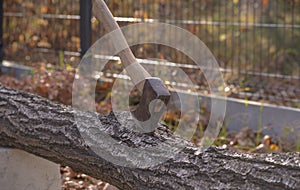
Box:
[0, 84, 299, 190]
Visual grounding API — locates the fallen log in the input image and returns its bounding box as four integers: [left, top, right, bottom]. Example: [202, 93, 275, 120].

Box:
[0, 84, 299, 190]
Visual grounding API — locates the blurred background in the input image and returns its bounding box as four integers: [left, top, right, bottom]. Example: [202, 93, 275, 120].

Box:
[1, 0, 299, 107]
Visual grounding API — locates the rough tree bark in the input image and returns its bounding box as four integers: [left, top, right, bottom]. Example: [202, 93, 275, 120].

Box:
[0, 84, 299, 190]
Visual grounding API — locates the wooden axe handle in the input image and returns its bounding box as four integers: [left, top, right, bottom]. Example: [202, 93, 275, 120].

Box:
[92, 0, 151, 92]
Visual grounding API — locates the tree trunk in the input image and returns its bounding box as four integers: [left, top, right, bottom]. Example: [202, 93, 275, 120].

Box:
[0, 84, 299, 190]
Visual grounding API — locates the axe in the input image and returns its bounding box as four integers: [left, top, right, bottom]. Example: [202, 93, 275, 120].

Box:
[92, 0, 176, 127]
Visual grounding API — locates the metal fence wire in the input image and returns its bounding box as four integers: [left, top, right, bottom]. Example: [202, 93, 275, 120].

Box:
[2, 0, 300, 107]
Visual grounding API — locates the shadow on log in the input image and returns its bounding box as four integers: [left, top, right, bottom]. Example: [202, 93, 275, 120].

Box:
[0, 84, 299, 190]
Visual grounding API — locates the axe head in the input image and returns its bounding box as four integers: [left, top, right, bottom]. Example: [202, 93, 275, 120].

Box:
[131, 77, 170, 124]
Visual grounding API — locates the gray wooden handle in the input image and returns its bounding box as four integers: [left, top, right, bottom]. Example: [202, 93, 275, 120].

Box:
[92, 0, 151, 91]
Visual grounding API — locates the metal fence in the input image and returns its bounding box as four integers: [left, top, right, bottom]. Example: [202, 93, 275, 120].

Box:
[1, 0, 300, 107]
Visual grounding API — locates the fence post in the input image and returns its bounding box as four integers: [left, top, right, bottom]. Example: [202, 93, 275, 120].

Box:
[0, 0, 4, 65]
[80, 0, 92, 58]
